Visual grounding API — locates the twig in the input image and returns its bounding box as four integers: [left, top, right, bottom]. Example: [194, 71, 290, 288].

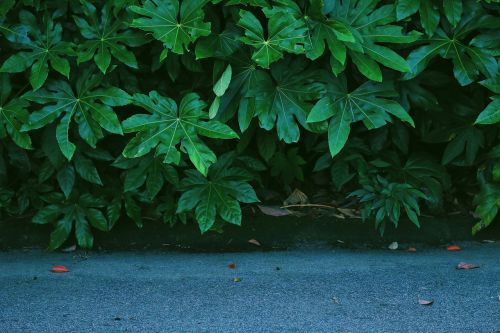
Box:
[280, 203, 337, 210]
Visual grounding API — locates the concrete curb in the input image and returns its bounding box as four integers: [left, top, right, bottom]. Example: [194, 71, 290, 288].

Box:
[1, 213, 499, 250]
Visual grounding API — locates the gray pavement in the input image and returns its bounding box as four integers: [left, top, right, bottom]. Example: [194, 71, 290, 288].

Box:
[0, 242, 499, 333]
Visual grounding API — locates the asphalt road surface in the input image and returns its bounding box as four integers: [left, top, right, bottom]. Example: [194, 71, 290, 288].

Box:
[0, 242, 499, 332]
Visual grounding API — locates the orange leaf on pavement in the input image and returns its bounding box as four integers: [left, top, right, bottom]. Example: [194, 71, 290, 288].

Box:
[447, 245, 461, 251]
[51, 265, 69, 273]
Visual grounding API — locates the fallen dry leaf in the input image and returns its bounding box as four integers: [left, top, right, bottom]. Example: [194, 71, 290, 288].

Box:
[51, 265, 69, 273]
[388, 242, 398, 250]
[447, 245, 461, 251]
[248, 239, 261, 246]
[456, 262, 479, 270]
[283, 188, 308, 206]
[418, 299, 434, 306]
[233, 277, 241, 282]
[61, 245, 76, 252]
[257, 205, 291, 216]
[228, 263, 236, 269]
[407, 247, 417, 252]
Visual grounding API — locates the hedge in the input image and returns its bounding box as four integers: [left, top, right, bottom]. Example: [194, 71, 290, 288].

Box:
[0, 0, 498, 249]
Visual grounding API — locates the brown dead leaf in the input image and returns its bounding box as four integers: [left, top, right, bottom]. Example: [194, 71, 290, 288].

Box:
[248, 239, 261, 246]
[283, 188, 308, 206]
[447, 245, 461, 251]
[418, 299, 434, 306]
[407, 247, 417, 252]
[228, 263, 236, 269]
[258, 205, 291, 216]
[456, 262, 479, 270]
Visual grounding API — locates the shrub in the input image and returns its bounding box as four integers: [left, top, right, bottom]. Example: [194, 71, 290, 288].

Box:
[0, 0, 498, 249]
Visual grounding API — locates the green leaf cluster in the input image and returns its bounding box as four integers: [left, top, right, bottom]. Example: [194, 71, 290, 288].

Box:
[0, 0, 498, 248]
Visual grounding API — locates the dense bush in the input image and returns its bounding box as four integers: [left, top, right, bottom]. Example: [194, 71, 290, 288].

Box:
[0, 0, 498, 249]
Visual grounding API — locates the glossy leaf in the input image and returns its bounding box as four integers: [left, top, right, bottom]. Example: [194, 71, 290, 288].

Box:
[122, 91, 238, 176]
[177, 153, 259, 232]
[130, 0, 211, 54]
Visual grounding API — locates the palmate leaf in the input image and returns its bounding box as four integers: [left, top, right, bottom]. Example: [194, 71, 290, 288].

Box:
[265, 0, 418, 81]
[258, 0, 352, 65]
[74, 1, 148, 74]
[21, 70, 131, 160]
[129, 0, 211, 55]
[246, 58, 328, 143]
[122, 91, 238, 176]
[38, 128, 109, 198]
[349, 175, 427, 234]
[238, 9, 307, 68]
[441, 126, 485, 165]
[176, 153, 259, 233]
[373, 152, 450, 205]
[307, 75, 414, 157]
[0, 74, 32, 149]
[324, 0, 416, 80]
[0, 11, 74, 90]
[112, 153, 179, 200]
[403, 4, 499, 86]
[32, 192, 109, 250]
[213, 51, 267, 127]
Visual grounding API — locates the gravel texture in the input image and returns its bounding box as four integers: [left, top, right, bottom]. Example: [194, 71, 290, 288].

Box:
[0, 242, 499, 332]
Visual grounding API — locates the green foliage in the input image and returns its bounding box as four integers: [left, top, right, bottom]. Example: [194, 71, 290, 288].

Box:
[350, 176, 427, 235]
[129, 0, 211, 55]
[74, 1, 147, 73]
[0, 0, 498, 249]
[177, 153, 259, 232]
[32, 192, 108, 250]
[121, 91, 238, 176]
[0, 74, 32, 148]
[22, 71, 130, 160]
[0, 10, 75, 90]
